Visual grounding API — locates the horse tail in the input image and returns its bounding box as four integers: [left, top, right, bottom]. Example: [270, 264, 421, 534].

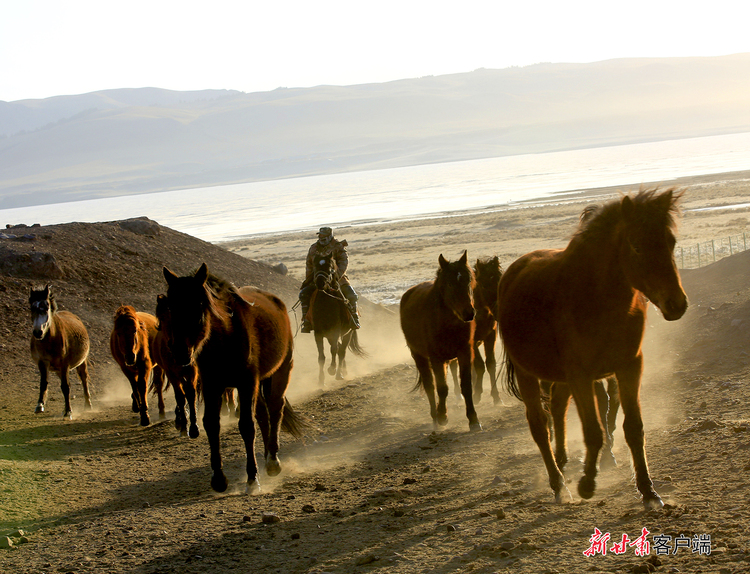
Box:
[280, 399, 312, 438]
[347, 330, 368, 358]
[411, 371, 424, 393]
[502, 350, 522, 401]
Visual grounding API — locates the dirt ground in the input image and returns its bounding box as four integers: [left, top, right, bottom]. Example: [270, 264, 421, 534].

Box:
[1, 172, 750, 574]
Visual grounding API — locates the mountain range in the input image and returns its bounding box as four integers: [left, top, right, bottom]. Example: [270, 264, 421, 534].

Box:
[1, 53, 749, 209]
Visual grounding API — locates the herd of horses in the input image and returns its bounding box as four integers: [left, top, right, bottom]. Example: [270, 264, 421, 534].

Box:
[27, 187, 687, 508]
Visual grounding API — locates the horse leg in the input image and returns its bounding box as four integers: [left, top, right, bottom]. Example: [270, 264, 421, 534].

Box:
[202, 388, 228, 492]
[35, 361, 49, 413]
[153, 366, 167, 419]
[472, 343, 486, 405]
[412, 352, 438, 428]
[430, 358, 451, 428]
[549, 382, 571, 470]
[59, 369, 73, 420]
[172, 381, 188, 436]
[315, 333, 326, 387]
[568, 380, 604, 499]
[238, 378, 262, 494]
[448, 359, 460, 400]
[328, 338, 338, 377]
[457, 348, 481, 431]
[76, 360, 92, 411]
[596, 379, 617, 468]
[254, 382, 273, 474]
[262, 360, 291, 476]
[337, 332, 351, 380]
[184, 372, 200, 439]
[136, 363, 151, 426]
[606, 376, 620, 444]
[517, 369, 568, 503]
[616, 358, 662, 509]
[126, 371, 140, 414]
[484, 333, 502, 405]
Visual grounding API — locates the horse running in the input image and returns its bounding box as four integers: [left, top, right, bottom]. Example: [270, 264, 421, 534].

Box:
[110, 305, 166, 426]
[308, 252, 366, 386]
[450, 256, 504, 405]
[153, 295, 201, 438]
[400, 251, 481, 431]
[160, 264, 304, 493]
[497, 188, 687, 509]
[29, 285, 92, 419]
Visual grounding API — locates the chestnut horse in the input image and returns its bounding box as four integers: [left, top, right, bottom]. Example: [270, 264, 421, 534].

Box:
[160, 264, 304, 493]
[29, 285, 92, 419]
[450, 256, 504, 405]
[400, 251, 481, 431]
[153, 295, 201, 438]
[309, 252, 366, 386]
[498, 188, 687, 509]
[110, 305, 166, 426]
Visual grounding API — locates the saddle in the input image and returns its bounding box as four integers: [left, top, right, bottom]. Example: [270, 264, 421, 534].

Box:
[306, 289, 358, 330]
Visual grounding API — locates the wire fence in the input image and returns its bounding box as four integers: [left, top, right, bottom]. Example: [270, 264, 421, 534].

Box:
[676, 233, 749, 269]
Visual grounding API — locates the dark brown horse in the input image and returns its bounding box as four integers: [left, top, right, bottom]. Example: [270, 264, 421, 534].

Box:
[29, 285, 92, 419]
[400, 251, 481, 431]
[110, 305, 166, 426]
[498, 188, 687, 509]
[308, 252, 366, 386]
[153, 295, 201, 438]
[450, 257, 504, 405]
[160, 264, 304, 493]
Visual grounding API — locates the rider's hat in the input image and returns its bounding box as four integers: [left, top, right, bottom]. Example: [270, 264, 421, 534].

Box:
[317, 226, 333, 237]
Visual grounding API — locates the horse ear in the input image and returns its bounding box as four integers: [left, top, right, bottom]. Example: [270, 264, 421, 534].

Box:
[43, 284, 50, 298]
[438, 254, 448, 269]
[621, 195, 635, 222]
[163, 267, 179, 286]
[459, 250, 468, 264]
[195, 263, 209, 285]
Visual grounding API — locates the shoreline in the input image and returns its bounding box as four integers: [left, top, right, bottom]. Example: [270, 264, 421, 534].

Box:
[224, 169, 750, 305]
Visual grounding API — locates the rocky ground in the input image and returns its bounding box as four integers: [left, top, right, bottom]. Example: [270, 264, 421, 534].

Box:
[1, 172, 750, 574]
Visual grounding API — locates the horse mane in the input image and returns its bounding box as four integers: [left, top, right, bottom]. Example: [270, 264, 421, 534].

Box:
[113, 305, 138, 326]
[203, 271, 240, 329]
[573, 186, 682, 243]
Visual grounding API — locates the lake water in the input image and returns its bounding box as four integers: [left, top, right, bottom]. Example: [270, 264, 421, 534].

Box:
[2, 132, 750, 243]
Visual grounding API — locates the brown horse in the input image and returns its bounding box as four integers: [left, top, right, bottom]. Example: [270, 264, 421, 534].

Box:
[309, 252, 366, 386]
[29, 285, 92, 419]
[450, 256, 504, 405]
[160, 264, 304, 493]
[400, 251, 481, 431]
[498, 188, 687, 509]
[110, 305, 166, 426]
[153, 295, 201, 439]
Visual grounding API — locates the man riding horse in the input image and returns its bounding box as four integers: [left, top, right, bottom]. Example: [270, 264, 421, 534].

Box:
[299, 226, 360, 332]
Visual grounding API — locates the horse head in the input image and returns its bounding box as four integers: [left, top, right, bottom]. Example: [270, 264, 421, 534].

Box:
[619, 188, 688, 321]
[313, 253, 337, 291]
[29, 284, 55, 340]
[160, 263, 215, 367]
[113, 306, 141, 366]
[437, 251, 476, 322]
[474, 256, 502, 311]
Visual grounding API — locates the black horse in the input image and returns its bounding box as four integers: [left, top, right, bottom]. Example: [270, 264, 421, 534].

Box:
[308, 252, 366, 386]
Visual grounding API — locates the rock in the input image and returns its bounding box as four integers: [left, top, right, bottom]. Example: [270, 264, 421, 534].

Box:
[354, 554, 379, 565]
[242, 515, 253, 522]
[291, 533, 300, 540]
[261, 512, 280, 524]
[301, 504, 316, 513]
[447, 524, 457, 532]
[314, 483, 327, 491]
[118, 217, 160, 236]
[402, 477, 417, 485]
[394, 509, 405, 517]
[272, 263, 288, 275]
[0, 536, 13, 549]
[499, 541, 514, 551]
[496, 509, 506, 519]
[0, 249, 64, 279]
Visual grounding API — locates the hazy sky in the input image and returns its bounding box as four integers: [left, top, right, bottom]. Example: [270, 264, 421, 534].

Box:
[2, 1, 749, 102]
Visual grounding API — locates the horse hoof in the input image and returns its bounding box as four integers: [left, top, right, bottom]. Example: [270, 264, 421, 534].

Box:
[63, 411, 72, 421]
[247, 479, 262, 495]
[35, 404, 45, 414]
[473, 393, 482, 405]
[266, 457, 281, 477]
[469, 422, 482, 432]
[84, 402, 92, 411]
[140, 415, 151, 427]
[492, 395, 504, 406]
[159, 411, 166, 420]
[211, 473, 229, 493]
[436, 415, 449, 426]
[578, 475, 596, 500]
[188, 425, 200, 439]
[600, 451, 617, 469]
[643, 493, 664, 510]
[180, 430, 188, 438]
